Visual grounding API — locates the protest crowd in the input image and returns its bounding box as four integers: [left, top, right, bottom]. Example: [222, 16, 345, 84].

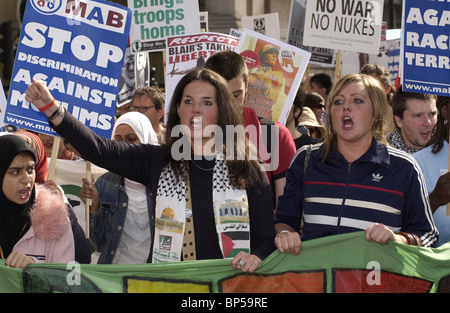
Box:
[0, 0, 449, 293]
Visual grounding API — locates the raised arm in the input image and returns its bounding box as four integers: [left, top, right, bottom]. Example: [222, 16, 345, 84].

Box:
[25, 79, 64, 126]
[25, 79, 164, 187]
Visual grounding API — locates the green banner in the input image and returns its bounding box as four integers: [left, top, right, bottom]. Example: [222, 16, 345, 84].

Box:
[1, 232, 449, 293]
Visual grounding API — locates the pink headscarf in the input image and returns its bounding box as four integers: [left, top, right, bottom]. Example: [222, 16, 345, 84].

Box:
[14, 130, 48, 184]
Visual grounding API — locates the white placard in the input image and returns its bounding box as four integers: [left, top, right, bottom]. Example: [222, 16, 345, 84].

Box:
[303, 0, 384, 54]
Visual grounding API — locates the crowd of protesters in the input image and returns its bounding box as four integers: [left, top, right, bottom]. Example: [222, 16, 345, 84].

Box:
[0, 46, 447, 274]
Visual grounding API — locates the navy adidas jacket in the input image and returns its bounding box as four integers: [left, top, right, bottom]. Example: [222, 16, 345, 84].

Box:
[275, 139, 438, 247]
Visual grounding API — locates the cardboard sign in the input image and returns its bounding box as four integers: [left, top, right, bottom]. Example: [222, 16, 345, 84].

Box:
[387, 29, 401, 87]
[0, 79, 6, 128]
[117, 47, 151, 107]
[128, 0, 200, 53]
[236, 29, 311, 124]
[164, 32, 239, 122]
[5, 0, 131, 139]
[303, 0, 384, 54]
[241, 13, 280, 40]
[287, 0, 335, 65]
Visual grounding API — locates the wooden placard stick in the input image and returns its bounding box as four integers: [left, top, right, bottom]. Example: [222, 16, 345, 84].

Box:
[334, 50, 342, 83]
[303, 63, 310, 92]
[85, 161, 91, 238]
[47, 136, 61, 181]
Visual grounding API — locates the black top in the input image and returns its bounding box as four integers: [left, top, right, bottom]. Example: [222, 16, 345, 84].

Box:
[53, 113, 276, 261]
[294, 135, 322, 151]
[0, 135, 34, 257]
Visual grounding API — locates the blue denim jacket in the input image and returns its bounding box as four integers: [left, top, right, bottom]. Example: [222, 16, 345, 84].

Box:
[90, 172, 155, 264]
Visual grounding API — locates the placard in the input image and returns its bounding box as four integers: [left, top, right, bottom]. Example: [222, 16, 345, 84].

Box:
[0, 79, 6, 128]
[164, 32, 239, 122]
[303, 0, 384, 54]
[117, 47, 151, 107]
[5, 0, 131, 139]
[236, 29, 311, 125]
[241, 13, 280, 40]
[401, 0, 450, 96]
[128, 0, 200, 53]
[286, 0, 335, 65]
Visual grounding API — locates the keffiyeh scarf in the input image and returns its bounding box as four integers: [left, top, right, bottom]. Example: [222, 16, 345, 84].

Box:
[386, 129, 421, 154]
[152, 155, 250, 263]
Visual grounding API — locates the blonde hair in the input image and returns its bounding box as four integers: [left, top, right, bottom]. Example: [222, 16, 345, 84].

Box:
[323, 73, 389, 160]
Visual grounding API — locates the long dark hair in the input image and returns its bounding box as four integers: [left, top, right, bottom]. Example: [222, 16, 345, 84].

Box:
[430, 96, 450, 153]
[164, 68, 262, 189]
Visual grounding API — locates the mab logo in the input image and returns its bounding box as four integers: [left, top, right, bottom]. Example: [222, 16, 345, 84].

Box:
[31, 0, 126, 30]
[65, 0, 126, 29]
[31, 0, 63, 15]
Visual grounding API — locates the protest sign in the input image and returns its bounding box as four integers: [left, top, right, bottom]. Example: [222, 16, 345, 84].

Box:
[117, 47, 151, 107]
[303, 0, 384, 54]
[50, 158, 107, 236]
[164, 32, 239, 122]
[0, 79, 6, 128]
[230, 28, 242, 39]
[200, 11, 208, 32]
[242, 13, 280, 40]
[342, 29, 401, 85]
[342, 50, 388, 77]
[287, 0, 335, 65]
[342, 29, 401, 88]
[5, 0, 131, 139]
[401, 0, 450, 97]
[128, 0, 200, 53]
[236, 29, 311, 124]
[1, 232, 449, 293]
[387, 29, 401, 87]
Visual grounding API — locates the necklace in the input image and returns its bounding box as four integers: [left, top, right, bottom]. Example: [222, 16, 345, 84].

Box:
[190, 159, 214, 171]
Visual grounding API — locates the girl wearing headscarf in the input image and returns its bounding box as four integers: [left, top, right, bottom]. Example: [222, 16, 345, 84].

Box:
[13, 130, 48, 183]
[80, 112, 158, 264]
[14, 130, 91, 264]
[0, 135, 74, 267]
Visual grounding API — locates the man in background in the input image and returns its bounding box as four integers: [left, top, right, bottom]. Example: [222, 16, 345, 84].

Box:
[205, 50, 296, 206]
[387, 85, 437, 154]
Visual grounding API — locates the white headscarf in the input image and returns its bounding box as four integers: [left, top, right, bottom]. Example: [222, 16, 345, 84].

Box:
[111, 111, 158, 212]
[110, 112, 158, 264]
[112, 112, 158, 145]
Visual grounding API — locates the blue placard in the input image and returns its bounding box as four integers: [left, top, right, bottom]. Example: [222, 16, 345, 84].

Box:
[387, 39, 400, 86]
[4, 0, 131, 138]
[402, 0, 450, 96]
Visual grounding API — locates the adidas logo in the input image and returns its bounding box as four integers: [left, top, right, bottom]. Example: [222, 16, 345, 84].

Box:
[372, 173, 383, 182]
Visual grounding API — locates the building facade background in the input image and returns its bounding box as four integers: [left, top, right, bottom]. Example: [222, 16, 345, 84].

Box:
[0, 0, 403, 91]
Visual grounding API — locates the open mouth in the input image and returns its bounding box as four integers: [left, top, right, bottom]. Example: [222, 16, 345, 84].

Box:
[419, 131, 431, 139]
[343, 116, 353, 129]
[18, 187, 31, 201]
[191, 117, 202, 129]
